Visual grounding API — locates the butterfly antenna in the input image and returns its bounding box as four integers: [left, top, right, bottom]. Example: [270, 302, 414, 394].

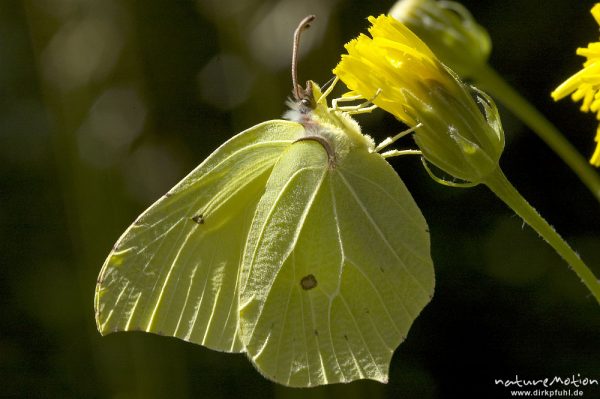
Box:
[292, 15, 316, 100]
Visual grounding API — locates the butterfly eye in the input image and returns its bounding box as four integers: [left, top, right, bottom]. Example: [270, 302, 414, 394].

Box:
[301, 98, 311, 107]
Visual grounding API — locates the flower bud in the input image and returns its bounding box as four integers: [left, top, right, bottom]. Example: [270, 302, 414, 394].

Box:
[389, 0, 491, 79]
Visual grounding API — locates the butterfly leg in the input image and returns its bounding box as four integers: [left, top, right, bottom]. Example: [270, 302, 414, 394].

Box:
[331, 89, 382, 114]
[380, 149, 422, 159]
[331, 94, 364, 110]
[375, 123, 423, 152]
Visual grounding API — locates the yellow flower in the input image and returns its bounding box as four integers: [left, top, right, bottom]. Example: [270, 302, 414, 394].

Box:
[333, 15, 504, 184]
[551, 4, 600, 167]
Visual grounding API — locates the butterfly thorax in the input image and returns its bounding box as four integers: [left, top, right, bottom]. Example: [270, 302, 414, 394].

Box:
[284, 81, 375, 164]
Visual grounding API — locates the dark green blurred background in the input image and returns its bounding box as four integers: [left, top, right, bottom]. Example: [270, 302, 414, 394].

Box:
[2, 0, 599, 397]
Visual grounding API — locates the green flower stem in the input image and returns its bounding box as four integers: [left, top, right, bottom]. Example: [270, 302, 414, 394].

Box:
[483, 168, 600, 304]
[474, 63, 600, 203]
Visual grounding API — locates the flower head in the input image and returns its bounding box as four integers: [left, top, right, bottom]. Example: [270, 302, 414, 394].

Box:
[389, 0, 491, 78]
[333, 15, 504, 184]
[551, 4, 600, 167]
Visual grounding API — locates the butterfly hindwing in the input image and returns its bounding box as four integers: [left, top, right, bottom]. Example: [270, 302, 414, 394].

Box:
[238, 141, 434, 386]
[95, 120, 304, 353]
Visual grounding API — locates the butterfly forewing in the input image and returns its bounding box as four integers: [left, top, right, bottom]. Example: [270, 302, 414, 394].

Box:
[95, 120, 303, 353]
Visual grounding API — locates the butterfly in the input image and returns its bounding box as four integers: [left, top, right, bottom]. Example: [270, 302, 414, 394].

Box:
[94, 15, 434, 387]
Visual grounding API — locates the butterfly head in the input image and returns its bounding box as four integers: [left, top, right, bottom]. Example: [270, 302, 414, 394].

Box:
[284, 80, 328, 123]
[284, 15, 374, 153]
[294, 80, 318, 112]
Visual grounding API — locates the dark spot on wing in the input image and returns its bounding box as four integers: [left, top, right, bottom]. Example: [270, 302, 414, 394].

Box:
[165, 191, 173, 198]
[314, 329, 319, 336]
[379, 266, 384, 273]
[425, 228, 430, 233]
[300, 274, 317, 290]
[344, 334, 348, 341]
[192, 214, 205, 224]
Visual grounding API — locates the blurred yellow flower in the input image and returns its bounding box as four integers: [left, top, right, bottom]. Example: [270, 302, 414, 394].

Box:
[334, 14, 504, 184]
[551, 4, 600, 167]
